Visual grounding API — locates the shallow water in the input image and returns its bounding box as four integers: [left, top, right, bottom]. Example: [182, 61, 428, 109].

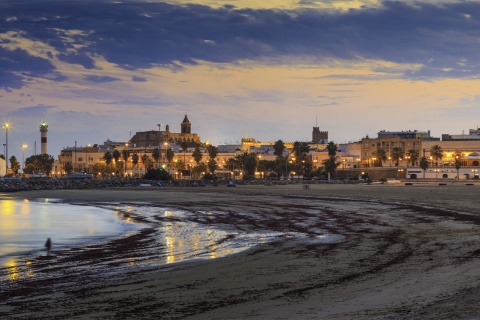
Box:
[0, 198, 138, 266]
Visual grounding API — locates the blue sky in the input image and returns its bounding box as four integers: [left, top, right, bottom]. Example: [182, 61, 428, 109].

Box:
[1, 0, 480, 160]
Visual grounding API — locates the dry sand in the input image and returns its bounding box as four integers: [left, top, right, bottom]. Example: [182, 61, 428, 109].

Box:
[2, 183, 480, 319]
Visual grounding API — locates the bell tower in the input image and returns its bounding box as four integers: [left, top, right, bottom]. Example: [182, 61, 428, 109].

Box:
[181, 114, 191, 134]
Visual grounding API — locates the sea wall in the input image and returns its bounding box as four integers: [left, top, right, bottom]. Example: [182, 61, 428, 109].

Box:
[0, 177, 363, 192]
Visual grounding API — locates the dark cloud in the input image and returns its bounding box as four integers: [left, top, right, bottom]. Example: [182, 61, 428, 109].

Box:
[132, 76, 147, 82]
[8, 104, 56, 118]
[1, 0, 480, 89]
[83, 74, 120, 83]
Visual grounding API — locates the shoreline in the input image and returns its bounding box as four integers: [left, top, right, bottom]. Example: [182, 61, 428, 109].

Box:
[2, 184, 480, 319]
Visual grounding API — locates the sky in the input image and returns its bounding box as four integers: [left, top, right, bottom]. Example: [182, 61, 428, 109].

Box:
[1, 0, 480, 161]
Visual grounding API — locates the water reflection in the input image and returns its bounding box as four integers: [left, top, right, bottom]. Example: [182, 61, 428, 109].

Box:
[0, 199, 139, 268]
[162, 210, 236, 264]
[6, 260, 19, 281]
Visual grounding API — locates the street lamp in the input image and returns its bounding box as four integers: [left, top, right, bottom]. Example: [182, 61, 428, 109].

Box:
[3, 122, 10, 176]
[434, 168, 440, 180]
[21, 144, 27, 171]
[472, 169, 478, 180]
[397, 168, 404, 180]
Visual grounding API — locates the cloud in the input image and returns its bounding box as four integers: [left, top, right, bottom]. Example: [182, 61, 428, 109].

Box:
[83, 74, 120, 83]
[1, 0, 480, 90]
[132, 76, 147, 82]
[8, 104, 56, 118]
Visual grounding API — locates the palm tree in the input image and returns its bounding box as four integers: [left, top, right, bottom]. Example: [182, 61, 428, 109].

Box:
[391, 147, 404, 167]
[325, 142, 338, 179]
[192, 145, 203, 165]
[419, 157, 429, 178]
[166, 148, 174, 165]
[406, 149, 419, 167]
[430, 145, 443, 167]
[373, 148, 387, 167]
[141, 154, 149, 174]
[9, 156, 20, 176]
[103, 151, 113, 173]
[273, 140, 285, 161]
[180, 140, 188, 167]
[112, 150, 121, 164]
[122, 149, 130, 176]
[206, 144, 219, 174]
[131, 152, 139, 176]
[455, 159, 462, 180]
[152, 148, 161, 167]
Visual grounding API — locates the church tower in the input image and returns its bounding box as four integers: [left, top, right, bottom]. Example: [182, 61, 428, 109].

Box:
[181, 114, 191, 134]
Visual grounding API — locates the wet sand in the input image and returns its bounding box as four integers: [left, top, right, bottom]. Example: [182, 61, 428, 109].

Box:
[2, 183, 480, 319]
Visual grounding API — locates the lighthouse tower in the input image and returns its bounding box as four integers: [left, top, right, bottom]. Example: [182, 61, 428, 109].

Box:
[40, 121, 48, 155]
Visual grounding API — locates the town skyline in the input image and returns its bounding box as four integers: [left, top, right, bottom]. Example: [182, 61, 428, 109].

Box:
[2, 1, 480, 162]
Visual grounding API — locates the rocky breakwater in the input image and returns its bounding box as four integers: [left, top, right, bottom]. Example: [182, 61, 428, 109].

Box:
[0, 177, 150, 192]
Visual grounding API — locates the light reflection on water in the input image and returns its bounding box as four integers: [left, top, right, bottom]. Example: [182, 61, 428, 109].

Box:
[1, 200, 345, 282]
[0, 198, 138, 268]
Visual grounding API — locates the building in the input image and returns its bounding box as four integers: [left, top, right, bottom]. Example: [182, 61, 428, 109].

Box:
[361, 130, 439, 167]
[441, 127, 480, 141]
[129, 115, 201, 148]
[312, 126, 328, 144]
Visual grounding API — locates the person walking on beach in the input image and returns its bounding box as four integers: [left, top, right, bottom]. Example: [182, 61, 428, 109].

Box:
[44, 238, 52, 255]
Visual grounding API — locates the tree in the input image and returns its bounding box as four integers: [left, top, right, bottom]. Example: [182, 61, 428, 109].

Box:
[103, 151, 113, 170]
[391, 147, 404, 167]
[206, 144, 218, 174]
[373, 148, 387, 167]
[176, 160, 185, 179]
[122, 149, 130, 174]
[24, 154, 55, 175]
[64, 161, 74, 174]
[455, 159, 462, 180]
[131, 152, 139, 176]
[406, 149, 419, 167]
[273, 140, 286, 160]
[141, 154, 149, 174]
[419, 157, 429, 178]
[322, 157, 337, 180]
[292, 141, 310, 176]
[166, 148, 174, 164]
[112, 150, 121, 164]
[144, 168, 172, 181]
[191, 163, 207, 179]
[9, 156, 20, 175]
[324, 142, 339, 179]
[192, 145, 203, 165]
[180, 140, 188, 167]
[152, 148, 161, 167]
[235, 152, 259, 177]
[430, 145, 443, 167]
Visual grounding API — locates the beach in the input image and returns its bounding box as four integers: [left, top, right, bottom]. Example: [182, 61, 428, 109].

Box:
[2, 183, 480, 319]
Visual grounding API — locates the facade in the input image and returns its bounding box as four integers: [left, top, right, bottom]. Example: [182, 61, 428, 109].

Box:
[56, 140, 123, 176]
[129, 115, 201, 148]
[360, 130, 438, 167]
